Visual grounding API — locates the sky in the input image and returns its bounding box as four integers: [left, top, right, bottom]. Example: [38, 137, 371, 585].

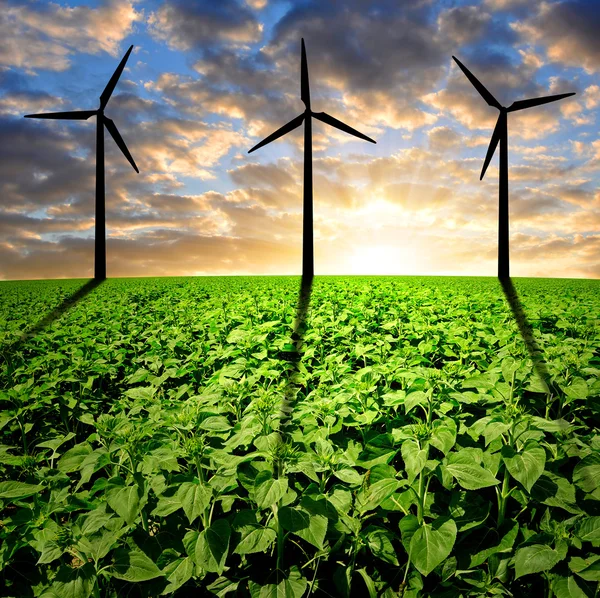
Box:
[1, 0, 599, 280]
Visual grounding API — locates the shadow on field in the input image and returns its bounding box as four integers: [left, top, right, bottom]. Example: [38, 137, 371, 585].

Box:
[276, 275, 313, 453]
[2, 279, 103, 357]
[500, 277, 551, 389]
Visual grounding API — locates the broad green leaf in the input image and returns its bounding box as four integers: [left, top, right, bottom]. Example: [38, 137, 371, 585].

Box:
[199, 416, 232, 432]
[162, 557, 194, 594]
[430, 419, 456, 456]
[333, 468, 363, 485]
[233, 526, 276, 555]
[195, 519, 231, 575]
[469, 520, 519, 567]
[109, 545, 164, 582]
[279, 506, 310, 532]
[399, 514, 420, 554]
[501, 442, 546, 493]
[514, 544, 563, 579]
[405, 391, 428, 415]
[356, 478, 402, 513]
[408, 517, 457, 577]
[573, 453, 600, 493]
[293, 513, 327, 550]
[551, 575, 588, 598]
[48, 563, 96, 598]
[176, 482, 212, 524]
[363, 526, 399, 565]
[77, 529, 122, 562]
[0, 481, 44, 499]
[445, 464, 499, 490]
[37, 541, 63, 565]
[401, 440, 427, 484]
[106, 485, 140, 525]
[57, 443, 92, 473]
[576, 517, 600, 543]
[254, 471, 288, 509]
[569, 555, 600, 581]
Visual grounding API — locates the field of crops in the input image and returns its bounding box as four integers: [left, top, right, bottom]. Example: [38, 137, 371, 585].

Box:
[0, 275, 599, 597]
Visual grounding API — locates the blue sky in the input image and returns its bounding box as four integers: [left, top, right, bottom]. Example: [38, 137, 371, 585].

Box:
[1, 0, 599, 279]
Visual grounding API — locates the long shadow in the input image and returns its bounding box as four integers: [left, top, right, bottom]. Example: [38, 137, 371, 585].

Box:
[1, 279, 103, 358]
[500, 277, 551, 391]
[276, 275, 314, 468]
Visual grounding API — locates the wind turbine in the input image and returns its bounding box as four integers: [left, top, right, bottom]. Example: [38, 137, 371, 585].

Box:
[248, 38, 376, 279]
[25, 45, 139, 280]
[452, 56, 575, 279]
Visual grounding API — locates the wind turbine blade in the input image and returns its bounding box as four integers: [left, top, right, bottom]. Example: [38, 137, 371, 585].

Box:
[24, 110, 96, 120]
[100, 45, 134, 109]
[301, 38, 310, 109]
[507, 92, 576, 112]
[452, 56, 502, 110]
[248, 113, 305, 153]
[312, 111, 376, 144]
[480, 113, 503, 180]
[103, 116, 139, 173]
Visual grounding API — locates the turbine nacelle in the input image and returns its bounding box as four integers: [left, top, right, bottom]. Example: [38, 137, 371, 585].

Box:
[452, 56, 575, 180]
[248, 38, 375, 154]
[24, 45, 138, 173]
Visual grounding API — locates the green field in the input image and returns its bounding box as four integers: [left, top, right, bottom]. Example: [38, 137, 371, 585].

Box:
[1, 276, 599, 597]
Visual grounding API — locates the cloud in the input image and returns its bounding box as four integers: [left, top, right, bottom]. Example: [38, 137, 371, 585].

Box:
[437, 6, 491, 45]
[148, 0, 262, 51]
[513, 0, 600, 73]
[0, 0, 141, 72]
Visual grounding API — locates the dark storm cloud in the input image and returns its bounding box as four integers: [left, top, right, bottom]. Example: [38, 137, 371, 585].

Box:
[515, 0, 600, 72]
[148, 0, 262, 51]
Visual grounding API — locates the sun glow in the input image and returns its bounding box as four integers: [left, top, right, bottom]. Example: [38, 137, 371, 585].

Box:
[347, 244, 423, 275]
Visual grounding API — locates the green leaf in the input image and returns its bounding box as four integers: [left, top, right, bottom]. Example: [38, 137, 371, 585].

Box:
[233, 526, 276, 555]
[37, 541, 63, 565]
[162, 557, 194, 594]
[333, 468, 363, 485]
[405, 391, 428, 415]
[569, 555, 600, 581]
[279, 507, 310, 532]
[293, 513, 327, 550]
[502, 442, 546, 493]
[445, 463, 499, 490]
[408, 517, 457, 577]
[48, 563, 96, 598]
[254, 471, 288, 509]
[106, 484, 140, 525]
[469, 520, 519, 567]
[363, 526, 399, 565]
[401, 440, 427, 484]
[399, 514, 420, 554]
[430, 419, 457, 455]
[0, 481, 44, 499]
[57, 443, 92, 473]
[195, 519, 231, 575]
[576, 517, 600, 543]
[77, 529, 122, 562]
[551, 575, 588, 598]
[356, 478, 402, 513]
[199, 416, 232, 432]
[573, 453, 600, 493]
[109, 545, 163, 582]
[176, 482, 212, 524]
[514, 544, 563, 579]
[356, 568, 378, 598]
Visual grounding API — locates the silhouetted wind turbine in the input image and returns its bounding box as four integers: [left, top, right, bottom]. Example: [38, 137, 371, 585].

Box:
[25, 45, 139, 280]
[248, 38, 376, 279]
[452, 56, 575, 279]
